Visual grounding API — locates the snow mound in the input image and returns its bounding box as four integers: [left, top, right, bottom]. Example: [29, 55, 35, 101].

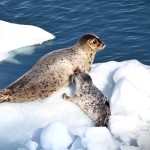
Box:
[40, 122, 73, 150]
[137, 133, 150, 150]
[0, 20, 55, 61]
[82, 127, 116, 150]
[0, 59, 150, 150]
[113, 62, 150, 96]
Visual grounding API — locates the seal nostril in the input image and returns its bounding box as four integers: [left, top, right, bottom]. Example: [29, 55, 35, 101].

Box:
[102, 43, 106, 47]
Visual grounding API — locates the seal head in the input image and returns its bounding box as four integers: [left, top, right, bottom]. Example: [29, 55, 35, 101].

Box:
[78, 34, 106, 51]
[72, 72, 93, 86]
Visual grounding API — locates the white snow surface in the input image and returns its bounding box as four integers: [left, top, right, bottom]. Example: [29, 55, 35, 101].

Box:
[0, 20, 55, 61]
[0, 59, 150, 150]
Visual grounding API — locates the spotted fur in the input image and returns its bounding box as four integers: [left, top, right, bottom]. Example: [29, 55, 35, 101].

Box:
[62, 72, 111, 127]
[0, 34, 105, 102]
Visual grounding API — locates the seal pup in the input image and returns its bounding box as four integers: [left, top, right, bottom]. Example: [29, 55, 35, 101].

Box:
[62, 72, 111, 127]
[0, 34, 105, 103]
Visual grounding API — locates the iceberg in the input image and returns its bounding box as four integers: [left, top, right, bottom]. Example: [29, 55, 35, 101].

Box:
[0, 20, 55, 61]
[0, 59, 150, 150]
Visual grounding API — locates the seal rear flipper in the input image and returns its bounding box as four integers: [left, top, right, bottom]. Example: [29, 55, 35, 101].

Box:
[0, 88, 16, 103]
[0, 93, 12, 102]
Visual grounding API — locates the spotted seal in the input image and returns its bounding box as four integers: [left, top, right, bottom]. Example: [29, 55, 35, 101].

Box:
[62, 72, 111, 127]
[0, 34, 105, 103]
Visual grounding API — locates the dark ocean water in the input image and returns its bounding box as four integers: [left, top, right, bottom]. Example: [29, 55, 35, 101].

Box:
[0, 0, 150, 89]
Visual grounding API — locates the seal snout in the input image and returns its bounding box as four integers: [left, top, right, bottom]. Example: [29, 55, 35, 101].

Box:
[100, 42, 106, 49]
[74, 72, 92, 84]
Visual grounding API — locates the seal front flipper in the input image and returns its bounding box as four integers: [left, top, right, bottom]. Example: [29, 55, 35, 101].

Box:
[62, 93, 79, 103]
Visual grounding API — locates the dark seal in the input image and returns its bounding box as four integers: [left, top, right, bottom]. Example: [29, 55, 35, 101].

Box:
[62, 72, 111, 127]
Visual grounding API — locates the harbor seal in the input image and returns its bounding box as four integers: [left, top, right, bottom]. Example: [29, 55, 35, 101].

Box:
[0, 34, 106, 103]
[62, 72, 111, 127]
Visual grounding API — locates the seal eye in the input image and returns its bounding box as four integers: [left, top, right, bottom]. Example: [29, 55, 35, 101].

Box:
[93, 40, 97, 44]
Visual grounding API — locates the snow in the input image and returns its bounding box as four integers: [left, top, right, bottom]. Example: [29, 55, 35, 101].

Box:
[137, 132, 150, 150]
[25, 140, 38, 150]
[113, 62, 150, 96]
[110, 78, 150, 117]
[82, 127, 116, 150]
[0, 20, 55, 61]
[40, 122, 73, 150]
[0, 59, 150, 150]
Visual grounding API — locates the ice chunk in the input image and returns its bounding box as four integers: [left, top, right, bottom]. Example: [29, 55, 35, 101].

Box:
[18, 148, 28, 150]
[70, 137, 84, 150]
[110, 77, 150, 118]
[70, 127, 88, 138]
[82, 127, 117, 150]
[0, 20, 55, 61]
[25, 140, 38, 150]
[109, 115, 149, 147]
[109, 116, 148, 136]
[89, 61, 126, 98]
[137, 132, 150, 150]
[120, 145, 140, 150]
[40, 122, 73, 150]
[113, 61, 150, 96]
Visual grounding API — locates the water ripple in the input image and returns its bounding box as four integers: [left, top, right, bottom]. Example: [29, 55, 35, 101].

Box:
[0, 0, 149, 88]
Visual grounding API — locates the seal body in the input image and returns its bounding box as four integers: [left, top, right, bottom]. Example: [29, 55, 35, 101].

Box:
[0, 34, 105, 102]
[62, 72, 111, 127]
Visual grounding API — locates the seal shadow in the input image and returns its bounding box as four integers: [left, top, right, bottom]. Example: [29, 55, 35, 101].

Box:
[32, 127, 43, 149]
[102, 69, 118, 100]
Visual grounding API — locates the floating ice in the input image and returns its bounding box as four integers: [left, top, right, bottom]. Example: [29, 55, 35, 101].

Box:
[0, 60, 150, 150]
[0, 20, 55, 61]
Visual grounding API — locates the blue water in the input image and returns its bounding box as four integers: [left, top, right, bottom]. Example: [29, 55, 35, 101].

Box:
[0, 0, 150, 89]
